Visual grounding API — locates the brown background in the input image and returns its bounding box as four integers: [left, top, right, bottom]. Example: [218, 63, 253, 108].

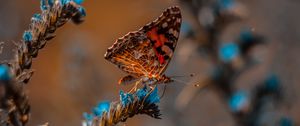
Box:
[0, 0, 299, 125]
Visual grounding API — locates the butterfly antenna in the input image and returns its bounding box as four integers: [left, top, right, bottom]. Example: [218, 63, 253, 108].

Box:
[171, 74, 212, 88]
[169, 73, 196, 86]
[171, 78, 191, 85]
[170, 73, 195, 78]
[159, 84, 167, 99]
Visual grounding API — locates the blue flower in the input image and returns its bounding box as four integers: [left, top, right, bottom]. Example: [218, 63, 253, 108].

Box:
[23, 31, 33, 42]
[83, 112, 94, 121]
[74, 0, 84, 4]
[92, 101, 110, 116]
[120, 90, 134, 106]
[265, 74, 280, 92]
[48, 0, 54, 7]
[228, 91, 249, 112]
[136, 86, 148, 100]
[40, 0, 48, 11]
[180, 22, 192, 37]
[146, 86, 160, 104]
[218, 0, 235, 10]
[78, 7, 86, 16]
[280, 117, 294, 126]
[0, 65, 11, 81]
[239, 29, 254, 43]
[219, 42, 240, 62]
[32, 13, 42, 22]
[60, 0, 71, 5]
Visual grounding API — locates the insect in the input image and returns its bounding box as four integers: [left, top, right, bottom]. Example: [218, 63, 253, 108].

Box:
[105, 6, 182, 89]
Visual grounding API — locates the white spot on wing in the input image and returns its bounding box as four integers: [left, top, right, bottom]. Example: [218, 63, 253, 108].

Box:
[148, 48, 156, 56]
[162, 22, 168, 28]
[168, 28, 174, 34]
[177, 18, 181, 23]
[173, 30, 179, 38]
[134, 50, 143, 59]
[162, 45, 173, 56]
[154, 60, 159, 66]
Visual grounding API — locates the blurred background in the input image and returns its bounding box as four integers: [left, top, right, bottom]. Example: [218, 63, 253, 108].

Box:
[0, 0, 299, 126]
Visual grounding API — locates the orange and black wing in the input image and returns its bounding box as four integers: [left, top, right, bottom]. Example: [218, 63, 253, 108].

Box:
[104, 6, 182, 78]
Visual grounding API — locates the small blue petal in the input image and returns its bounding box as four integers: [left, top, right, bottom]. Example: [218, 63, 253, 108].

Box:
[96, 101, 110, 112]
[32, 13, 42, 21]
[239, 29, 254, 43]
[180, 22, 192, 36]
[280, 117, 294, 126]
[219, 0, 235, 10]
[23, 31, 33, 42]
[48, 0, 54, 7]
[146, 86, 160, 104]
[228, 91, 248, 112]
[120, 90, 134, 106]
[60, 0, 71, 5]
[0, 65, 11, 81]
[219, 42, 240, 62]
[93, 101, 110, 116]
[40, 0, 48, 10]
[74, 0, 84, 4]
[83, 112, 94, 121]
[136, 86, 148, 100]
[92, 107, 102, 116]
[78, 7, 86, 16]
[265, 74, 280, 91]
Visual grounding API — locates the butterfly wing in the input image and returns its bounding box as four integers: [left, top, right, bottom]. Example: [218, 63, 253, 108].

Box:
[105, 6, 181, 78]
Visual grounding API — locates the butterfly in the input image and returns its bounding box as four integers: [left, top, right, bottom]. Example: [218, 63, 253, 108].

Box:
[105, 6, 182, 87]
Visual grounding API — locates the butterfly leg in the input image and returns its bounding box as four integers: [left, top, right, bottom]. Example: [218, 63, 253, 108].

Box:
[118, 75, 137, 85]
[128, 79, 142, 93]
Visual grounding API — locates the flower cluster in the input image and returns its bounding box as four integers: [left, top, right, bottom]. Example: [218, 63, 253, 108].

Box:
[0, 0, 86, 125]
[82, 86, 161, 126]
[177, 0, 293, 125]
[18, 0, 85, 72]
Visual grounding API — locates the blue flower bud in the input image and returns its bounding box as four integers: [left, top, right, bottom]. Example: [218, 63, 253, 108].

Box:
[239, 29, 254, 43]
[78, 7, 86, 16]
[265, 74, 280, 92]
[92, 101, 110, 116]
[219, 0, 235, 10]
[219, 42, 240, 62]
[228, 91, 249, 112]
[0, 65, 11, 81]
[120, 90, 134, 106]
[136, 86, 148, 100]
[280, 117, 294, 126]
[74, 0, 84, 5]
[83, 112, 94, 121]
[40, 0, 48, 11]
[180, 22, 192, 37]
[48, 0, 54, 7]
[32, 13, 42, 22]
[23, 31, 33, 42]
[146, 86, 160, 104]
[60, 0, 71, 5]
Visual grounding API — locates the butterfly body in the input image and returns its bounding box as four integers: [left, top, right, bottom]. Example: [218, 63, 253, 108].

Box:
[105, 6, 181, 86]
[140, 74, 173, 85]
